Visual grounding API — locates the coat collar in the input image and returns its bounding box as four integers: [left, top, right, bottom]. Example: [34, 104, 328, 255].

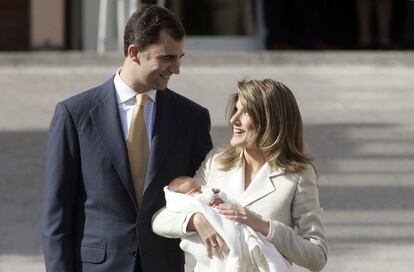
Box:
[216, 162, 285, 207]
[90, 77, 138, 208]
[238, 163, 285, 207]
[89, 80, 179, 209]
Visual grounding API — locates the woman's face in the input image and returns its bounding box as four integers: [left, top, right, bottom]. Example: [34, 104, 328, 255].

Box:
[229, 99, 255, 147]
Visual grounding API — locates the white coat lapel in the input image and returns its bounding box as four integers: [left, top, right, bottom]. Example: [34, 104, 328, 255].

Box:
[238, 163, 284, 207]
[213, 165, 245, 200]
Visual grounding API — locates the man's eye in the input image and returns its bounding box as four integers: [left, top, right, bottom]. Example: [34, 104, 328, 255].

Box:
[160, 56, 173, 61]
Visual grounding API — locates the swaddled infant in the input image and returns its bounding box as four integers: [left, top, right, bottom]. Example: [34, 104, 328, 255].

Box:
[168, 176, 226, 208]
[165, 176, 294, 272]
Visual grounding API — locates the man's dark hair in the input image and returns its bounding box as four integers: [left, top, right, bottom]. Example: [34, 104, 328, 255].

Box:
[123, 4, 185, 56]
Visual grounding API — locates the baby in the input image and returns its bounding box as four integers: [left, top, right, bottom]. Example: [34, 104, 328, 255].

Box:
[168, 176, 225, 208]
[164, 177, 293, 272]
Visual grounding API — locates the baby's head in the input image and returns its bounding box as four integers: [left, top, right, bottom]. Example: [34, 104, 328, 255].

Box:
[168, 176, 202, 196]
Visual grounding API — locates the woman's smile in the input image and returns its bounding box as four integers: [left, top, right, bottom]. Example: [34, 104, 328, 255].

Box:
[233, 128, 245, 135]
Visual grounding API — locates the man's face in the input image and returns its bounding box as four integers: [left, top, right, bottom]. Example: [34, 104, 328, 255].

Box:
[138, 30, 185, 91]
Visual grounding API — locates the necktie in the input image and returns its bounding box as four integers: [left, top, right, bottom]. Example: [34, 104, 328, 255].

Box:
[127, 94, 149, 206]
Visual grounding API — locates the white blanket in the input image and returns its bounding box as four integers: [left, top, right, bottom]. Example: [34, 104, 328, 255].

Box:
[164, 187, 294, 272]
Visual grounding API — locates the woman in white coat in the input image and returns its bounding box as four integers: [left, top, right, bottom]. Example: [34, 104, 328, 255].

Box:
[152, 79, 328, 271]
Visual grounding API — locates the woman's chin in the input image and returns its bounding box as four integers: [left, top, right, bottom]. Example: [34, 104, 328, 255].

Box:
[230, 142, 238, 147]
[229, 138, 238, 147]
[230, 139, 245, 148]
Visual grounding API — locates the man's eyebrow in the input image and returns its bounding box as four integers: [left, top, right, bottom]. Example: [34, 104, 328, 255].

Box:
[159, 53, 186, 58]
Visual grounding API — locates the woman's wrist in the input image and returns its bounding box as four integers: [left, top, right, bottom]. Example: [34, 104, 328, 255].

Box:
[186, 213, 196, 231]
[256, 219, 270, 236]
[186, 212, 201, 232]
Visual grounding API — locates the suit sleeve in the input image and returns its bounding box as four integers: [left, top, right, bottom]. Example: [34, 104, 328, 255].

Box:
[189, 107, 213, 176]
[42, 102, 81, 272]
[266, 167, 328, 271]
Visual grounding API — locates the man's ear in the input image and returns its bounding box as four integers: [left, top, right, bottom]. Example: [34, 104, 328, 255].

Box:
[127, 44, 140, 63]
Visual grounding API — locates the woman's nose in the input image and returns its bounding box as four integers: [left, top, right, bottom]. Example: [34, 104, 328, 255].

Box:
[230, 112, 240, 125]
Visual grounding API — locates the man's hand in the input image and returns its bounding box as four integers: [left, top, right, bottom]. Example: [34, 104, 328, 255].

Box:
[188, 212, 229, 259]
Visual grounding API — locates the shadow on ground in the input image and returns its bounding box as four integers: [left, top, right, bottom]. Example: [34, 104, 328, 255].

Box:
[1, 122, 413, 255]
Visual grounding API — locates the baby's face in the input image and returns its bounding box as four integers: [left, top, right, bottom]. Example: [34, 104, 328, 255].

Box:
[184, 182, 202, 196]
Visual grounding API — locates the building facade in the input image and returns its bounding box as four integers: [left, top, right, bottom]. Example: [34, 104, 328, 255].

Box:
[0, 0, 264, 52]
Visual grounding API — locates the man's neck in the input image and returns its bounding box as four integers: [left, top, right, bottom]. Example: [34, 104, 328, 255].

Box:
[119, 59, 149, 93]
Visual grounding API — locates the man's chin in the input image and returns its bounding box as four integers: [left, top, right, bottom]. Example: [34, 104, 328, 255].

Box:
[156, 83, 169, 91]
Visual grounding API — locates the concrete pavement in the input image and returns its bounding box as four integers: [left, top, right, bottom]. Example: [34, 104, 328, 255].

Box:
[1, 51, 413, 271]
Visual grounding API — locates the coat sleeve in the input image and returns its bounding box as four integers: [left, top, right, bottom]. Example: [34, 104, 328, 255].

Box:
[41, 102, 81, 272]
[266, 166, 328, 271]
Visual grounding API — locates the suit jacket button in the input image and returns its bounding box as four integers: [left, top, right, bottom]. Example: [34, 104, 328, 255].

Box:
[128, 250, 137, 257]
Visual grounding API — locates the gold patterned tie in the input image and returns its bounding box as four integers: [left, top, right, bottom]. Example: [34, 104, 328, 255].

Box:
[127, 94, 149, 206]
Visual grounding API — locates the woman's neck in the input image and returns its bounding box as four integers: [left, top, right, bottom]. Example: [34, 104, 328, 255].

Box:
[243, 148, 266, 188]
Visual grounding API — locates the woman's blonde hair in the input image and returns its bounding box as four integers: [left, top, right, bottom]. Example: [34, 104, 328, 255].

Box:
[217, 79, 314, 173]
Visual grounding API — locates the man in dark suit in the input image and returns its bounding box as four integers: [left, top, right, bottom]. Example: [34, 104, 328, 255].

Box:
[42, 5, 212, 272]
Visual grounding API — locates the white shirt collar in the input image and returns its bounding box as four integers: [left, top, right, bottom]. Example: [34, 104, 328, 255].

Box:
[114, 68, 157, 104]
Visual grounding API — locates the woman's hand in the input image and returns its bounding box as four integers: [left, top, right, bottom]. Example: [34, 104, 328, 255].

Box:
[216, 204, 270, 236]
[188, 212, 229, 259]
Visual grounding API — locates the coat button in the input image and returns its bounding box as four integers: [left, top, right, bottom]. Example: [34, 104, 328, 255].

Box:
[128, 250, 137, 257]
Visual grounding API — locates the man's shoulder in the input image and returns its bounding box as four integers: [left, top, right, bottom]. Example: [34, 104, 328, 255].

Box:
[62, 88, 95, 108]
[61, 77, 114, 110]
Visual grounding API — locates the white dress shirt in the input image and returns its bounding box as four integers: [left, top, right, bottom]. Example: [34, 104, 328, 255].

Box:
[113, 70, 157, 150]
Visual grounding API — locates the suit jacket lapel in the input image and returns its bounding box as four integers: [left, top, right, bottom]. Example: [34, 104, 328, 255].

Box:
[144, 91, 176, 191]
[90, 78, 137, 208]
[238, 164, 284, 207]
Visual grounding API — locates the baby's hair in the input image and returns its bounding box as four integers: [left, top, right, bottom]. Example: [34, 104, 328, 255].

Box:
[168, 176, 193, 194]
